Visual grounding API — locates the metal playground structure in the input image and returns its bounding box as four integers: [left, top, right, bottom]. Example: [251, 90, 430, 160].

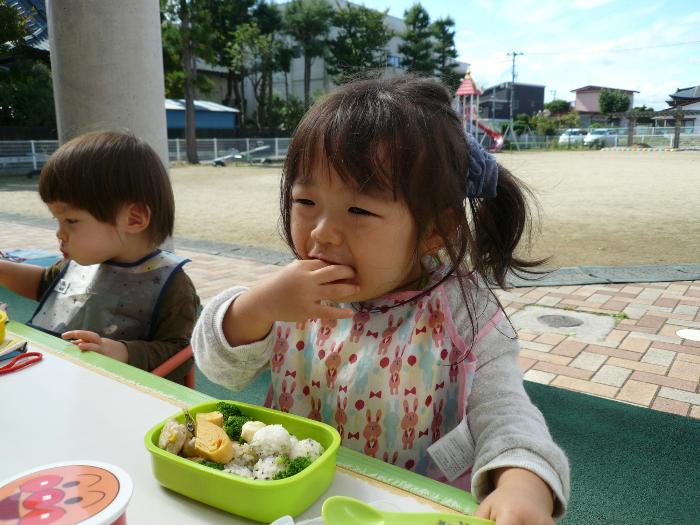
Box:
[455, 72, 505, 152]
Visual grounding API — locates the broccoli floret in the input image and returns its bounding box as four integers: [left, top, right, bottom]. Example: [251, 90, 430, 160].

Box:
[199, 460, 225, 470]
[223, 414, 252, 441]
[216, 401, 243, 419]
[273, 456, 313, 480]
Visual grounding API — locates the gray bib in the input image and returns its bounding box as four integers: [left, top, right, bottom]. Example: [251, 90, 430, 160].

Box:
[29, 250, 188, 341]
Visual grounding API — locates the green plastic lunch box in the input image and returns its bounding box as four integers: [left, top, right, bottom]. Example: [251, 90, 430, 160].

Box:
[144, 399, 341, 522]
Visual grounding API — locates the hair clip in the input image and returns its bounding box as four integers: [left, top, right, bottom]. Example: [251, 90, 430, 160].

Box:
[465, 133, 498, 198]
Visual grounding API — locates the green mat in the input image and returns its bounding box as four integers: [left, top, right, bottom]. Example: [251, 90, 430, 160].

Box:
[524, 381, 700, 524]
[0, 288, 37, 324]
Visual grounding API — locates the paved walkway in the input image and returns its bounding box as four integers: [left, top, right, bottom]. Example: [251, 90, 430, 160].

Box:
[3, 219, 699, 419]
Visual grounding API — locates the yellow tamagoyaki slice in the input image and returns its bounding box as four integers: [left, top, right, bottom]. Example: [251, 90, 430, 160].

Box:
[194, 419, 235, 463]
[196, 411, 224, 427]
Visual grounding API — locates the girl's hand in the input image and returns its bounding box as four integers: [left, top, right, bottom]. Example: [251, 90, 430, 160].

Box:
[245, 259, 359, 322]
[224, 259, 359, 347]
[475, 467, 555, 525]
[62, 330, 128, 363]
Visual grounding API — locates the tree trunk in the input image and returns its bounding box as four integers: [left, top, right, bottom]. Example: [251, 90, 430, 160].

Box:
[304, 55, 311, 109]
[284, 71, 289, 101]
[627, 117, 635, 147]
[181, 0, 198, 164]
[224, 69, 234, 107]
[673, 113, 681, 149]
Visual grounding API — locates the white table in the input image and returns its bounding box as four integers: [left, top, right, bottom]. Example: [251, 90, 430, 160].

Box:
[1, 324, 476, 524]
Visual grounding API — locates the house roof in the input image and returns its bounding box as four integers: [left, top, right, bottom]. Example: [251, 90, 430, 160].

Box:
[571, 85, 639, 94]
[455, 72, 481, 96]
[669, 85, 700, 100]
[7, 0, 49, 52]
[165, 99, 240, 113]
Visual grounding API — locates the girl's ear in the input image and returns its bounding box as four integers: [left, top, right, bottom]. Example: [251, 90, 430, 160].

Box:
[122, 202, 151, 234]
[419, 225, 446, 256]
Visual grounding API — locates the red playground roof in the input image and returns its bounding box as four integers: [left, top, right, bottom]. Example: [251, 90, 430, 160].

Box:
[455, 72, 481, 96]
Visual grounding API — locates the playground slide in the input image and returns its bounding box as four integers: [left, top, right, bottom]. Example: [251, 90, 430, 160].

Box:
[476, 121, 505, 152]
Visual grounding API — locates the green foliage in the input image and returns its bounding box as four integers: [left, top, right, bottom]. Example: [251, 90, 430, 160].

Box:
[325, 3, 393, 83]
[544, 99, 570, 115]
[431, 17, 460, 91]
[599, 88, 631, 114]
[272, 456, 313, 480]
[0, 1, 28, 54]
[267, 94, 305, 131]
[199, 460, 225, 470]
[0, 59, 56, 128]
[283, 0, 333, 58]
[633, 105, 655, 124]
[399, 4, 435, 75]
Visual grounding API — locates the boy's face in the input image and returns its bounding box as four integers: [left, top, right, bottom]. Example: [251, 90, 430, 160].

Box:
[290, 167, 423, 303]
[47, 202, 128, 266]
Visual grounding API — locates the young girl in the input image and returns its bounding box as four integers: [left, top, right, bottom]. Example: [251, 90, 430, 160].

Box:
[193, 76, 569, 522]
[0, 130, 200, 382]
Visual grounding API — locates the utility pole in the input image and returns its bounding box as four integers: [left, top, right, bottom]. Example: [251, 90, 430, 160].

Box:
[507, 51, 524, 133]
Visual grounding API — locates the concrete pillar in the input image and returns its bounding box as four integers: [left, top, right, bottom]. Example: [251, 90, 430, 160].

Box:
[46, 0, 168, 167]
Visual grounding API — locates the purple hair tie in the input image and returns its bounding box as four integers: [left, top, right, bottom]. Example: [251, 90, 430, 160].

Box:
[465, 132, 498, 198]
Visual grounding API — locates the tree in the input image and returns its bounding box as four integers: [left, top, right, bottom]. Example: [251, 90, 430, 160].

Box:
[161, 0, 216, 164]
[398, 4, 435, 75]
[206, 0, 256, 110]
[633, 105, 655, 124]
[431, 17, 460, 91]
[0, 1, 28, 54]
[283, 0, 333, 109]
[599, 88, 631, 114]
[0, 59, 55, 129]
[227, 22, 280, 130]
[544, 99, 570, 115]
[325, 3, 393, 84]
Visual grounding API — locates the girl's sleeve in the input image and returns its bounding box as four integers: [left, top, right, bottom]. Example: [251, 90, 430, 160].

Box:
[191, 286, 275, 391]
[447, 282, 570, 517]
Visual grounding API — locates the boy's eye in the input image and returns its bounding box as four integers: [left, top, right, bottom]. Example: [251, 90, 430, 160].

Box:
[293, 198, 315, 206]
[66, 219, 79, 225]
[348, 207, 374, 216]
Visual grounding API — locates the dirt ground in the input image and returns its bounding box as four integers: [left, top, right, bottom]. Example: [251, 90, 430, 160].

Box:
[1, 150, 698, 267]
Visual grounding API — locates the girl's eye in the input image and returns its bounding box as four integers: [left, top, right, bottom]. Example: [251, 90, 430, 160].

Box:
[293, 198, 315, 206]
[348, 207, 374, 216]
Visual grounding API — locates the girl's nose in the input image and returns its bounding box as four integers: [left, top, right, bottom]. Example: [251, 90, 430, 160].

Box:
[310, 216, 342, 246]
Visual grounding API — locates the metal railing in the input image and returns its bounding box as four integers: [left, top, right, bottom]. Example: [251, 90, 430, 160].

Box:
[0, 138, 293, 174]
[1, 131, 698, 175]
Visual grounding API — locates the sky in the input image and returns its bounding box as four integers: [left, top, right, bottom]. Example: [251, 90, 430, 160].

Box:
[368, 0, 700, 109]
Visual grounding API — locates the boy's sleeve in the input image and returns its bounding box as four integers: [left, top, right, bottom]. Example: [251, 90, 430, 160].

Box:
[448, 283, 570, 518]
[191, 286, 275, 391]
[36, 260, 67, 298]
[124, 269, 200, 382]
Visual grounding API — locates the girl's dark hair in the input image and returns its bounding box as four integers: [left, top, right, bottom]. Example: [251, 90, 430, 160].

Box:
[281, 74, 544, 299]
[39, 130, 174, 245]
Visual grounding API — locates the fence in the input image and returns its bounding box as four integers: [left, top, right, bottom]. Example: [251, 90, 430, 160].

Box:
[1, 131, 698, 174]
[0, 138, 293, 174]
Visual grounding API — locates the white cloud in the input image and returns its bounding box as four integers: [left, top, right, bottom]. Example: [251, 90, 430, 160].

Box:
[572, 0, 617, 9]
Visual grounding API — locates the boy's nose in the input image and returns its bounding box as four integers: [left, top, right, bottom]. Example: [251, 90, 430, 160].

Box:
[310, 217, 342, 246]
[56, 227, 67, 242]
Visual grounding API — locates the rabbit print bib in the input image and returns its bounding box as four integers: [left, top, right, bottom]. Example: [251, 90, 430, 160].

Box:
[265, 274, 498, 487]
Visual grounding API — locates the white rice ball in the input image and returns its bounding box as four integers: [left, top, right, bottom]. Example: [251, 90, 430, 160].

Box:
[228, 443, 258, 468]
[290, 438, 324, 461]
[252, 456, 286, 480]
[223, 463, 253, 479]
[250, 424, 291, 458]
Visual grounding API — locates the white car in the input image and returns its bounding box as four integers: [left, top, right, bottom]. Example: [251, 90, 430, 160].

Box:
[583, 128, 618, 148]
[558, 128, 586, 145]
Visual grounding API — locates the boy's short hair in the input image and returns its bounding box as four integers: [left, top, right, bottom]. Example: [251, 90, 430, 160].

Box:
[39, 130, 174, 245]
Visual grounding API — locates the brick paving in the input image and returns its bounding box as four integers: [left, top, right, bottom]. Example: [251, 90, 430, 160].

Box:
[3, 219, 699, 419]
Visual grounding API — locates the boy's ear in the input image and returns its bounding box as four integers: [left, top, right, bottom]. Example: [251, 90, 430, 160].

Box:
[122, 202, 151, 234]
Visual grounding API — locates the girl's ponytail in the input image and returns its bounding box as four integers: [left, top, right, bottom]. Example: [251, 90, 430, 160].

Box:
[469, 164, 547, 289]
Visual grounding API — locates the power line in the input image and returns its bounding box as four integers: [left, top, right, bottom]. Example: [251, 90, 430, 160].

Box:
[525, 39, 700, 56]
